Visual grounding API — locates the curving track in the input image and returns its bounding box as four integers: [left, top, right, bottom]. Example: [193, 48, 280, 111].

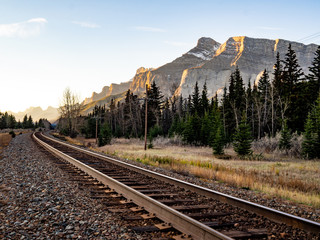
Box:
[33, 132, 320, 240]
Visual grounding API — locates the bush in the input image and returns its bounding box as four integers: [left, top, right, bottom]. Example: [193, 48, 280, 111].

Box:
[9, 131, 15, 138]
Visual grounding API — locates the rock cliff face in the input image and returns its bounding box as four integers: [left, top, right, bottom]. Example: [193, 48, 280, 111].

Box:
[129, 37, 221, 96]
[83, 81, 132, 105]
[83, 36, 319, 112]
[174, 36, 318, 98]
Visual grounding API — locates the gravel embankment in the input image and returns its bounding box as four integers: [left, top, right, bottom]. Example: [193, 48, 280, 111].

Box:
[0, 133, 143, 239]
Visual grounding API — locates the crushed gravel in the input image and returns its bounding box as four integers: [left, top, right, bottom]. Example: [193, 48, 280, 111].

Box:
[0, 133, 143, 239]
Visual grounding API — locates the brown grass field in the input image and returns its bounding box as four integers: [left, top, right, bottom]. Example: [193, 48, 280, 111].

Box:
[92, 137, 320, 208]
[60, 134, 320, 208]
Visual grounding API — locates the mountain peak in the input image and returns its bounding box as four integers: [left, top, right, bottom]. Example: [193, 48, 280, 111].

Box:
[187, 37, 221, 60]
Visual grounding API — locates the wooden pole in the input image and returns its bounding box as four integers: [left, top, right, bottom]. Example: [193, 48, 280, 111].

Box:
[144, 84, 148, 150]
[95, 117, 98, 145]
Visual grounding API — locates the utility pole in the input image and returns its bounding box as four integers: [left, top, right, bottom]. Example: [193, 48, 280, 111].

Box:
[144, 84, 148, 150]
[95, 116, 98, 145]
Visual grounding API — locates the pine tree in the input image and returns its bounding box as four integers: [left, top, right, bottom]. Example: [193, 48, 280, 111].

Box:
[307, 46, 320, 103]
[233, 114, 252, 156]
[302, 95, 320, 159]
[98, 122, 112, 146]
[281, 44, 306, 132]
[282, 44, 304, 95]
[212, 112, 225, 155]
[213, 125, 224, 155]
[302, 113, 318, 159]
[200, 81, 209, 116]
[22, 115, 28, 129]
[279, 119, 292, 153]
[191, 81, 200, 114]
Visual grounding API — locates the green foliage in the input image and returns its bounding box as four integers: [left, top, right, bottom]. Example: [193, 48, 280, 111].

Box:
[233, 114, 252, 156]
[213, 125, 224, 155]
[302, 96, 320, 159]
[279, 120, 292, 151]
[98, 122, 112, 146]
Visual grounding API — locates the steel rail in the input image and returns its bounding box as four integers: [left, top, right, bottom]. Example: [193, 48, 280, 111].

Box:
[38, 132, 320, 234]
[33, 132, 233, 240]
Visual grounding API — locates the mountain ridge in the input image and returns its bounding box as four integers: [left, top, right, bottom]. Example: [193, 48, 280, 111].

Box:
[83, 36, 318, 112]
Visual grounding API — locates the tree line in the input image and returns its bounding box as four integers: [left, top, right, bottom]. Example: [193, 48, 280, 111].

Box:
[59, 44, 320, 159]
[0, 112, 47, 130]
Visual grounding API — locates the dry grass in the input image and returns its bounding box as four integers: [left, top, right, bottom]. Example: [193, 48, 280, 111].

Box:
[95, 137, 320, 208]
[0, 133, 12, 150]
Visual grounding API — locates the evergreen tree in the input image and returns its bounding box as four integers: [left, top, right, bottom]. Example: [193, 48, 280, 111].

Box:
[200, 81, 209, 116]
[212, 111, 225, 155]
[302, 95, 320, 159]
[281, 44, 307, 132]
[233, 114, 252, 156]
[191, 81, 200, 114]
[213, 125, 224, 155]
[279, 119, 292, 153]
[27, 115, 33, 128]
[282, 44, 304, 95]
[98, 122, 112, 146]
[307, 46, 320, 103]
[22, 115, 28, 129]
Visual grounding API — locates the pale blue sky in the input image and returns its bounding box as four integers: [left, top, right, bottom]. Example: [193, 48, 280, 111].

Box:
[0, 0, 319, 112]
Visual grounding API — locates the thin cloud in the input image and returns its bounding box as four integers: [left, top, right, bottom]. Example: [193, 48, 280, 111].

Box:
[258, 26, 283, 31]
[0, 18, 47, 38]
[72, 21, 101, 29]
[134, 26, 166, 33]
[164, 41, 189, 47]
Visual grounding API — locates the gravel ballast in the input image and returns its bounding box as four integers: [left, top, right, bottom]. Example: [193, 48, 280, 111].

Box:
[1, 133, 319, 239]
[0, 133, 143, 239]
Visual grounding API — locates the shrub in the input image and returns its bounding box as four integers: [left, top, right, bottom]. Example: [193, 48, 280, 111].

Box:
[9, 131, 15, 138]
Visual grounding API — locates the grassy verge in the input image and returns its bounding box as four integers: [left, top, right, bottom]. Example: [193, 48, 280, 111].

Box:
[96, 138, 320, 208]
[0, 133, 12, 150]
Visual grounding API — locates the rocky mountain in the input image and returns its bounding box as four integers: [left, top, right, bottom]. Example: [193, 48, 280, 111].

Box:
[9, 106, 59, 122]
[82, 36, 319, 113]
[83, 81, 132, 105]
[130, 37, 221, 97]
[175, 36, 318, 98]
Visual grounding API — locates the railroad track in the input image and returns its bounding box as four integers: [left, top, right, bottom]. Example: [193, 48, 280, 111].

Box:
[33, 132, 320, 240]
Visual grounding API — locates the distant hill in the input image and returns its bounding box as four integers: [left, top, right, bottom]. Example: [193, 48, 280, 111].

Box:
[9, 106, 59, 122]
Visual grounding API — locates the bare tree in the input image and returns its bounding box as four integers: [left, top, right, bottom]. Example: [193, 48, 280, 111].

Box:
[58, 87, 82, 136]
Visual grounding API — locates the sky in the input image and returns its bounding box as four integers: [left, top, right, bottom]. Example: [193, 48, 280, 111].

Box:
[0, 0, 319, 112]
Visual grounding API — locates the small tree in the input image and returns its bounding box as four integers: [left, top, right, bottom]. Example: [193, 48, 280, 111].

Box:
[98, 122, 112, 146]
[302, 95, 320, 159]
[233, 114, 252, 156]
[279, 119, 292, 153]
[213, 125, 224, 155]
[302, 113, 318, 159]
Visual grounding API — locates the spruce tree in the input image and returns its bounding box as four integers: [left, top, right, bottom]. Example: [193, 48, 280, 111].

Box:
[233, 114, 252, 156]
[213, 125, 224, 155]
[302, 95, 320, 159]
[307, 46, 320, 103]
[302, 113, 318, 159]
[98, 122, 112, 146]
[279, 119, 292, 153]
[191, 81, 200, 114]
[200, 81, 209, 116]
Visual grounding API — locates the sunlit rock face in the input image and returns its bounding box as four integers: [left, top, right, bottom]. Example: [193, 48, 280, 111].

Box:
[129, 37, 221, 97]
[83, 81, 132, 105]
[174, 36, 318, 99]
[85, 36, 318, 111]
